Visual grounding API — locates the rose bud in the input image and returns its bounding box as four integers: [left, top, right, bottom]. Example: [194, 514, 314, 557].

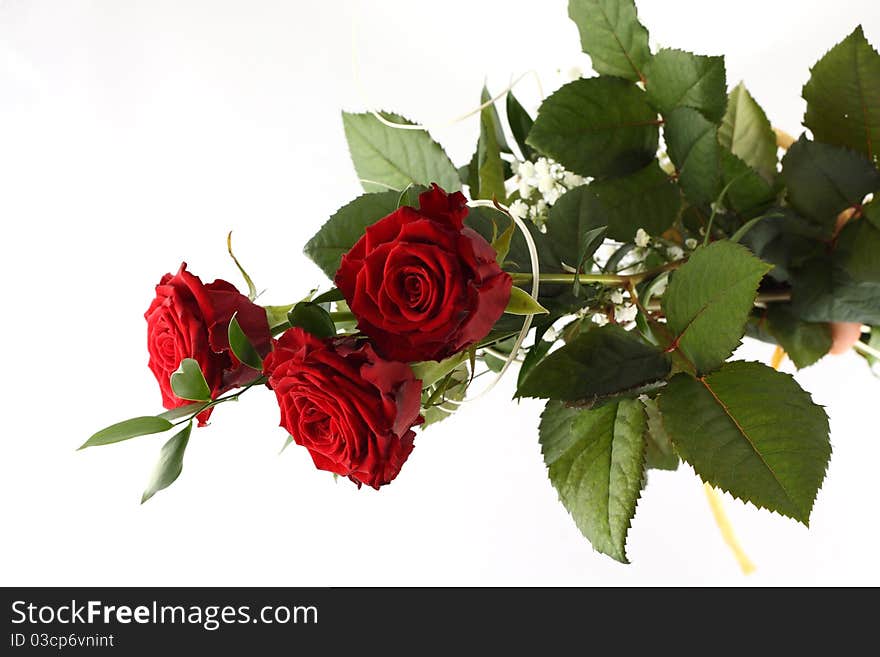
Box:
[335, 183, 512, 362]
[145, 263, 271, 424]
[263, 328, 423, 489]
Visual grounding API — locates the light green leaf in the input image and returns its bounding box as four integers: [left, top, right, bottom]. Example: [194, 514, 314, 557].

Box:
[158, 403, 207, 422]
[526, 77, 659, 179]
[226, 231, 258, 301]
[264, 304, 295, 332]
[567, 0, 651, 82]
[517, 324, 670, 402]
[644, 48, 727, 122]
[170, 358, 212, 402]
[780, 136, 880, 236]
[764, 304, 831, 369]
[421, 365, 469, 429]
[539, 399, 646, 562]
[718, 82, 777, 181]
[341, 111, 460, 193]
[659, 362, 831, 524]
[491, 214, 515, 264]
[662, 241, 772, 374]
[80, 416, 174, 449]
[287, 302, 336, 339]
[141, 422, 192, 503]
[303, 191, 400, 279]
[664, 106, 721, 206]
[411, 351, 469, 388]
[397, 183, 430, 209]
[228, 313, 263, 370]
[505, 286, 549, 315]
[803, 26, 880, 163]
[279, 434, 295, 455]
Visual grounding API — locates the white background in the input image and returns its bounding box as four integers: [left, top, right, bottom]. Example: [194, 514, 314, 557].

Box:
[1, 0, 878, 586]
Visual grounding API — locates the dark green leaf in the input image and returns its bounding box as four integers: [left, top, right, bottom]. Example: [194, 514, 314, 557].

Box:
[312, 288, 345, 305]
[526, 77, 659, 179]
[228, 314, 263, 370]
[539, 399, 646, 562]
[718, 82, 777, 182]
[303, 190, 400, 279]
[517, 325, 670, 402]
[545, 186, 606, 268]
[481, 86, 511, 154]
[341, 111, 460, 193]
[764, 304, 831, 369]
[517, 335, 555, 390]
[567, 0, 651, 82]
[662, 241, 772, 374]
[720, 149, 776, 217]
[591, 160, 681, 241]
[470, 93, 507, 201]
[572, 225, 609, 296]
[644, 49, 727, 122]
[780, 136, 880, 236]
[659, 362, 831, 525]
[288, 302, 336, 339]
[466, 205, 565, 275]
[664, 106, 721, 206]
[81, 416, 173, 449]
[738, 208, 825, 283]
[170, 358, 212, 402]
[506, 91, 536, 160]
[641, 397, 679, 471]
[141, 422, 192, 503]
[803, 26, 880, 163]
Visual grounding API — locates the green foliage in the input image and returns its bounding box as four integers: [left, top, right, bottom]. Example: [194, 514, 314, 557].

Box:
[526, 77, 659, 179]
[763, 305, 831, 369]
[505, 287, 549, 315]
[664, 107, 721, 206]
[781, 137, 880, 236]
[80, 416, 173, 449]
[421, 365, 469, 429]
[142, 422, 192, 503]
[719, 150, 776, 217]
[518, 325, 670, 403]
[540, 399, 646, 562]
[303, 191, 400, 279]
[287, 302, 336, 339]
[545, 187, 606, 267]
[228, 314, 263, 370]
[567, 0, 651, 82]
[803, 26, 880, 163]
[718, 83, 777, 182]
[662, 241, 772, 374]
[467, 88, 507, 201]
[506, 91, 536, 160]
[659, 361, 831, 524]
[641, 397, 679, 471]
[170, 358, 212, 402]
[644, 49, 727, 122]
[341, 111, 460, 192]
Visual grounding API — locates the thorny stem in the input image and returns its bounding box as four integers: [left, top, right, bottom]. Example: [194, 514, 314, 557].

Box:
[171, 375, 268, 427]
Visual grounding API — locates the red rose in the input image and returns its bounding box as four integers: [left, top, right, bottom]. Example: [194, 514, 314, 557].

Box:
[335, 184, 512, 362]
[263, 328, 423, 489]
[145, 263, 271, 424]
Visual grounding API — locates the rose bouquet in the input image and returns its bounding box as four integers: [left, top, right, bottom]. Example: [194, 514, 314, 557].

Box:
[83, 0, 880, 563]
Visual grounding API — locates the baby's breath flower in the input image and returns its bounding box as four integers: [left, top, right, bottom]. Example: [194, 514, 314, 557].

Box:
[508, 199, 529, 221]
[591, 312, 609, 327]
[667, 245, 685, 260]
[615, 304, 638, 324]
[635, 228, 650, 248]
[685, 238, 698, 250]
[609, 289, 625, 305]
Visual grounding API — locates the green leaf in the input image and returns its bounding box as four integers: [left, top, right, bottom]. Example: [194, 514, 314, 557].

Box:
[591, 160, 681, 241]
[421, 365, 469, 429]
[572, 225, 609, 296]
[506, 91, 536, 160]
[662, 241, 772, 374]
[718, 82, 777, 182]
[659, 362, 831, 524]
[397, 183, 430, 209]
[505, 286, 549, 315]
[312, 288, 345, 305]
[469, 93, 507, 201]
[264, 304, 295, 331]
[567, 0, 650, 82]
[170, 358, 212, 402]
[157, 403, 207, 422]
[641, 396, 679, 471]
[780, 136, 880, 236]
[141, 422, 192, 504]
[764, 304, 831, 369]
[228, 313, 263, 370]
[803, 26, 880, 163]
[517, 325, 670, 402]
[80, 416, 174, 449]
[303, 190, 400, 279]
[526, 77, 659, 179]
[664, 106, 721, 206]
[226, 231, 258, 301]
[491, 214, 515, 264]
[481, 86, 511, 154]
[287, 302, 336, 339]
[539, 399, 646, 562]
[341, 111, 460, 193]
[545, 186, 606, 268]
[411, 351, 469, 387]
[644, 49, 727, 122]
[719, 149, 775, 217]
